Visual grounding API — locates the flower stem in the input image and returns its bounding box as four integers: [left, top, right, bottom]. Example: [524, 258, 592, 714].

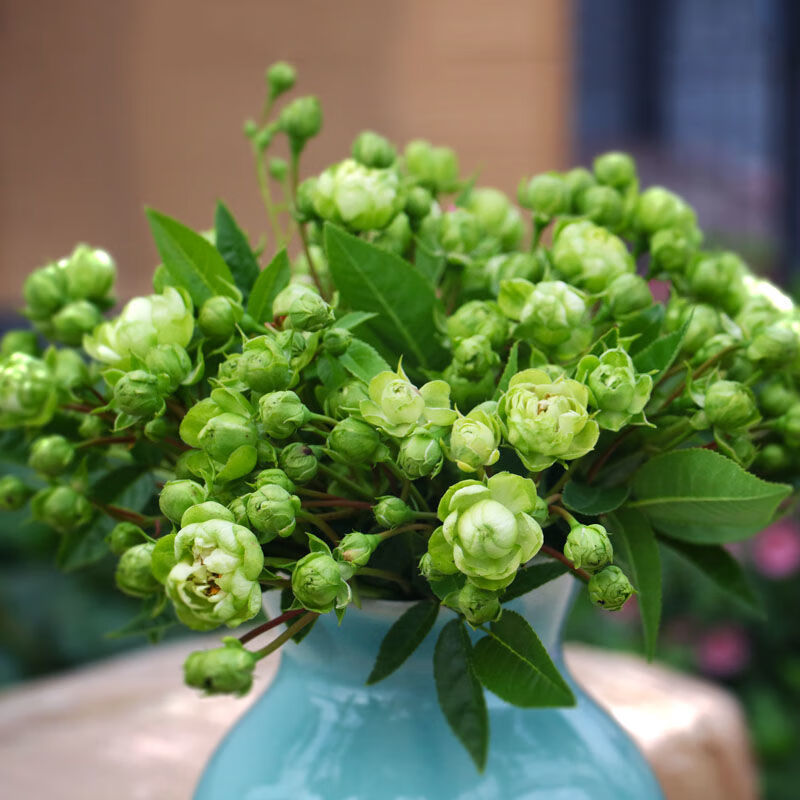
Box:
[298, 510, 341, 544]
[76, 435, 137, 449]
[239, 608, 305, 645]
[254, 611, 318, 660]
[540, 544, 591, 583]
[375, 522, 434, 541]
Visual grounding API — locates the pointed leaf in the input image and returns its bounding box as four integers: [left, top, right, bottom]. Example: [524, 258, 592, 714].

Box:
[215, 201, 261, 301]
[367, 600, 439, 684]
[493, 341, 519, 400]
[471, 610, 574, 707]
[501, 562, 568, 602]
[340, 338, 391, 384]
[632, 318, 688, 379]
[334, 311, 378, 330]
[562, 480, 629, 515]
[434, 619, 489, 771]
[247, 248, 291, 323]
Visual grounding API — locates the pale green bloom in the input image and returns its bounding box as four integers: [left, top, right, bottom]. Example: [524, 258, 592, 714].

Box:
[0, 353, 57, 429]
[447, 402, 501, 473]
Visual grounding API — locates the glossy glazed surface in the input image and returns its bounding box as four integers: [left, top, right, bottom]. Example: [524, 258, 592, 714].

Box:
[195, 575, 663, 799]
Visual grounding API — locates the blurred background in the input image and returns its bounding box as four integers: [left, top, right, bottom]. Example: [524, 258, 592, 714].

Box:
[1, 1, 798, 797]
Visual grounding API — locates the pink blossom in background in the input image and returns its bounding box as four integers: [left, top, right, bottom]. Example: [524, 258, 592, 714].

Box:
[696, 625, 751, 678]
[648, 279, 671, 303]
[752, 519, 800, 579]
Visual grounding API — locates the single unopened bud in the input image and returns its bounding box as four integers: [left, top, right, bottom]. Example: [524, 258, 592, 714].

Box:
[328, 417, 382, 463]
[374, 496, 415, 529]
[518, 173, 570, 217]
[32, 486, 92, 533]
[144, 416, 170, 442]
[269, 157, 288, 182]
[145, 344, 192, 390]
[322, 327, 352, 356]
[184, 637, 257, 696]
[246, 484, 301, 542]
[687, 252, 747, 314]
[114, 370, 165, 418]
[279, 442, 318, 483]
[649, 227, 694, 274]
[576, 185, 624, 228]
[446, 301, 508, 350]
[23, 264, 68, 317]
[404, 186, 433, 220]
[198, 296, 243, 341]
[398, 431, 443, 479]
[78, 413, 105, 439]
[755, 443, 791, 475]
[404, 139, 459, 193]
[448, 581, 502, 626]
[258, 391, 309, 438]
[324, 379, 369, 419]
[115, 542, 160, 598]
[286, 290, 334, 332]
[181, 501, 235, 527]
[588, 565, 635, 611]
[564, 524, 613, 573]
[28, 435, 75, 476]
[0, 353, 57, 429]
[593, 151, 636, 189]
[198, 412, 258, 463]
[238, 337, 293, 394]
[352, 130, 396, 168]
[705, 380, 759, 431]
[485, 252, 547, 294]
[634, 186, 696, 237]
[451, 335, 499, 379]
[0, 475, 32, 511]
[563, 167, 596, 209]
[291, 551, 350, 613]
[254, 468, 295, 494]
[52, 300, 103, 346]
[0, 330, 38, 358]
[279, 96, 323, 145]
[606, 273, 653, 318]
[106, 522, 147, 555]
[266, 61, 297, 99]
[63, 244, 116, 300]
[758, 377, 798, 418]
[159, 479, 207, 524]
[335, 531, 380, 568]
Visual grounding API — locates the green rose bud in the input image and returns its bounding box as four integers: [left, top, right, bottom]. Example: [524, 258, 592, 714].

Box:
[755, 443, 791, 475]
[328, 417, 383, 464]
[758, 377, 798, 418]
[254, 468, 295, 494]
[166, 519, 264, 630]
[450, 335, 500, 380]
[666, 298, 721, 355]
[704, 380, 759, 431]
[23, 263, 68, 317]
[145, 344, 192, 391]
[266, 60, 296, 99]
[144, 416, 170, 442]
[51, 348, 90, 393]
[246, 484, 301, 542]
[551, 220, 634, 292]
[779, 405, 800, 447]
[279, 96, 322, 144]
[322, 327, 352, 356]
[0, 475, 32, 511]
[404, 186, 433, 221]
[159, 479, 207, 525]
[324, 379, 369, 419]
[286, 291, 334, 332]
[649, 227, 695, 274]
[448, 406, 501, 472]
[465, 188, 524, 250]
[32, 486, 92, 533]
[398, 430, 444, 479]
[1, 330, 38, 358]
[606, 273, 654, 318]
[563, 167, 596, 209]
[198, 412, 258, 463]
[295, 177, 318, 222]
[184, 637, 257, 696]
[576, 185, 624, 229]
[747, 321, 800, 364]
[279, 442, 318, 483]
[198, 296, 243, 341]
[78, 413, 106, 439]
[291, 551, 351, 614]
[564, 524, 613, 573]
[447, 300, 509, 350]
[517, 173, 570, 217]
[181, 501, 235, 528]
[419, 526, 458, 580]
[439, 472, 543, 590]
[268, 157, 288, 182]
[360, 365, 456, 437]
[374, 496, 415, 528]
[352, 130, 396, 168]
[435, 208, 482, 255]
[593, 151, 636, 189]
[257, 440, 278, 467]
[576, 348, 652, 431]
[238, 336, 293, 394]
[335, 531, 380, 568]
[687, 252, 747, 314]
[115, 542, 160, 598]
[404, 139, 459, 193]
[28, 435, 75, 476]
[0, 353, 57, 429]
[371, 211, 412, 255]
[273, 284, 319, 319]
[498, 369, 600, 471]
[228, 495, 250, 527]
[447, 581, 502, 626]
[63, 244, 116, 300]
[258, 391, 309, 439]
[588, 565, 635, 611]
[634, 186, 697, 237]
[52, 300, 102, 346]
[105, 522, 147, 556]
[484, 252, 547, 295]
[113, 370, 165, 419]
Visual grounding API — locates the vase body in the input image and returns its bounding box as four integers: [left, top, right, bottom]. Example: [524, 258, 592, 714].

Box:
[195, 574, 663, 799]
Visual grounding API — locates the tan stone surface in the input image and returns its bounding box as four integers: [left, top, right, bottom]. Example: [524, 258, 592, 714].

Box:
[0, 638, 757, 800]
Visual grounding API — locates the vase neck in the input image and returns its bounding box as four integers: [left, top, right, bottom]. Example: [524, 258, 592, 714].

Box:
[264, 573, 575, 685]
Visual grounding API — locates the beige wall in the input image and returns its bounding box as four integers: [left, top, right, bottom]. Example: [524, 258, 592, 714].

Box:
[0, 0, 572, 305]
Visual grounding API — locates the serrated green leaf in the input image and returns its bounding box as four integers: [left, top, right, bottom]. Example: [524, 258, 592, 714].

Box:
[493, 341, 519, 400]
[434, 619, 488, 771]
[146, 208, 238, 307]
[334, 311, 378, 330]
[629, 449, 791, 543]
[562, 480, 629, 515]
[215, 201, 261, 301]
[622, 304, 666, 356]
[471, 610, 574, 708]
[609, 507, 662, 659]
[56, 518, 110, 572]
[500, 562, 568, 602]
[367, 600, 439, 684]
[339, 338, 391, 384]
[660, 537, 764, 617]
[429, 573, 466, 601]
[247, 248, 291, 323]
[632, 318, 688, 379]
[325, 223, 447, 369]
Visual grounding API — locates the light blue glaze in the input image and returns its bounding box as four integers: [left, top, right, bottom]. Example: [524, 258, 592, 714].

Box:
[195, 574, 664, 799]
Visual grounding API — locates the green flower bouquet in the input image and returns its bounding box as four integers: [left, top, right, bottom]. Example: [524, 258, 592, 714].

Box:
[1, 62, 796, 770]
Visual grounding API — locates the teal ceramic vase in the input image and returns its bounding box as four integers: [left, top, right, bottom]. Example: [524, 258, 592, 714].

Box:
[195, 574, 664, 799]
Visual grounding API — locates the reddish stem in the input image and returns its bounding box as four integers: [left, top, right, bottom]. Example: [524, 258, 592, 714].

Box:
[239, 609, 306, 645]
[540, 544, 591, 583]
